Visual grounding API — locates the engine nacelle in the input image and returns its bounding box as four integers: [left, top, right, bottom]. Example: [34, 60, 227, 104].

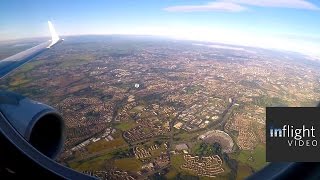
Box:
[0, 91, 64, 159]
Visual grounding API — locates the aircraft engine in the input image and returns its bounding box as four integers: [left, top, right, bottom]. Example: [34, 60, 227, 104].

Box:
[0, 91, 64, 159]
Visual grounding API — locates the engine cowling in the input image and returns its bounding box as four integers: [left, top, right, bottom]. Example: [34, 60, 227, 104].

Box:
[0, 91, 64, 159]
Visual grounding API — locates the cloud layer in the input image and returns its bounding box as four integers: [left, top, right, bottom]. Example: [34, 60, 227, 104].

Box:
[164, 0, 319, 12]
[231, 0, 319, 10]
[164, 2, 247, 12]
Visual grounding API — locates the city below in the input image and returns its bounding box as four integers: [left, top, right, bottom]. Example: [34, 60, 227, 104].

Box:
[1, 35, 320, 179]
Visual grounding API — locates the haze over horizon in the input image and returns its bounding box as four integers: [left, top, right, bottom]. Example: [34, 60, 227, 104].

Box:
[1, 0, 320, 57]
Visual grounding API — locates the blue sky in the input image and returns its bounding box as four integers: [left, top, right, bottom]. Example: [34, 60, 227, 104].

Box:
[1, 0, 320, 57]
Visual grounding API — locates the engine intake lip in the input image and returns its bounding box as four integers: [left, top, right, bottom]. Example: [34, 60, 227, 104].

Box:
[27, 110, 65, 159]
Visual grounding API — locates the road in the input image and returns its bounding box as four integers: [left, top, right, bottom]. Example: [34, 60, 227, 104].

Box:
[67, 98, 237, 178]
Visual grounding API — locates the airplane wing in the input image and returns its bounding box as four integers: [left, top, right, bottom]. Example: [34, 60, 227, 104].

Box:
[0, 21, 63, 79]
[0, 22, 96, 179]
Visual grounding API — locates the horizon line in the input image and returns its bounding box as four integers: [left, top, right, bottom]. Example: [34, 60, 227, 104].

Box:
[0, 33, 319, 60]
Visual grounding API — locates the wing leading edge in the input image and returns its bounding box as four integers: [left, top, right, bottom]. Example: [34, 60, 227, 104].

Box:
[0, 21, 63, 79]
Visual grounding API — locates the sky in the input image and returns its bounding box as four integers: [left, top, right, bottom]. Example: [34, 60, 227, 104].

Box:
[0, 0, 320, 57]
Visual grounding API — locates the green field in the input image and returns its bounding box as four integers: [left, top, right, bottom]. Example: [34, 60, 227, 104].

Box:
[236, 162, 254, 180]
[235, 144, 267, 171]
[115, 121, 137, 131]
[171, 154, 185, 169]
[18, 60, 43, 73]
[58, 55, 94, 68]
[69, 153, 113, 171]
[173, 130, 200, 142]
[86, 138, 127, 153]
[9, 74, 31, 87]
[150, 146, 164, 157]
[114, 158, 142, 171]
[7, 60, 44, 87]
[166, 168, 179, 179]
[168, 154, 195, 178]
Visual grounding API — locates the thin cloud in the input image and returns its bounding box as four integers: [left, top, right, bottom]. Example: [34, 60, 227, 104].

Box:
[229, 0, 319, 10]
[163, 2, 247, 12]
[164, 0, 319, 12]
